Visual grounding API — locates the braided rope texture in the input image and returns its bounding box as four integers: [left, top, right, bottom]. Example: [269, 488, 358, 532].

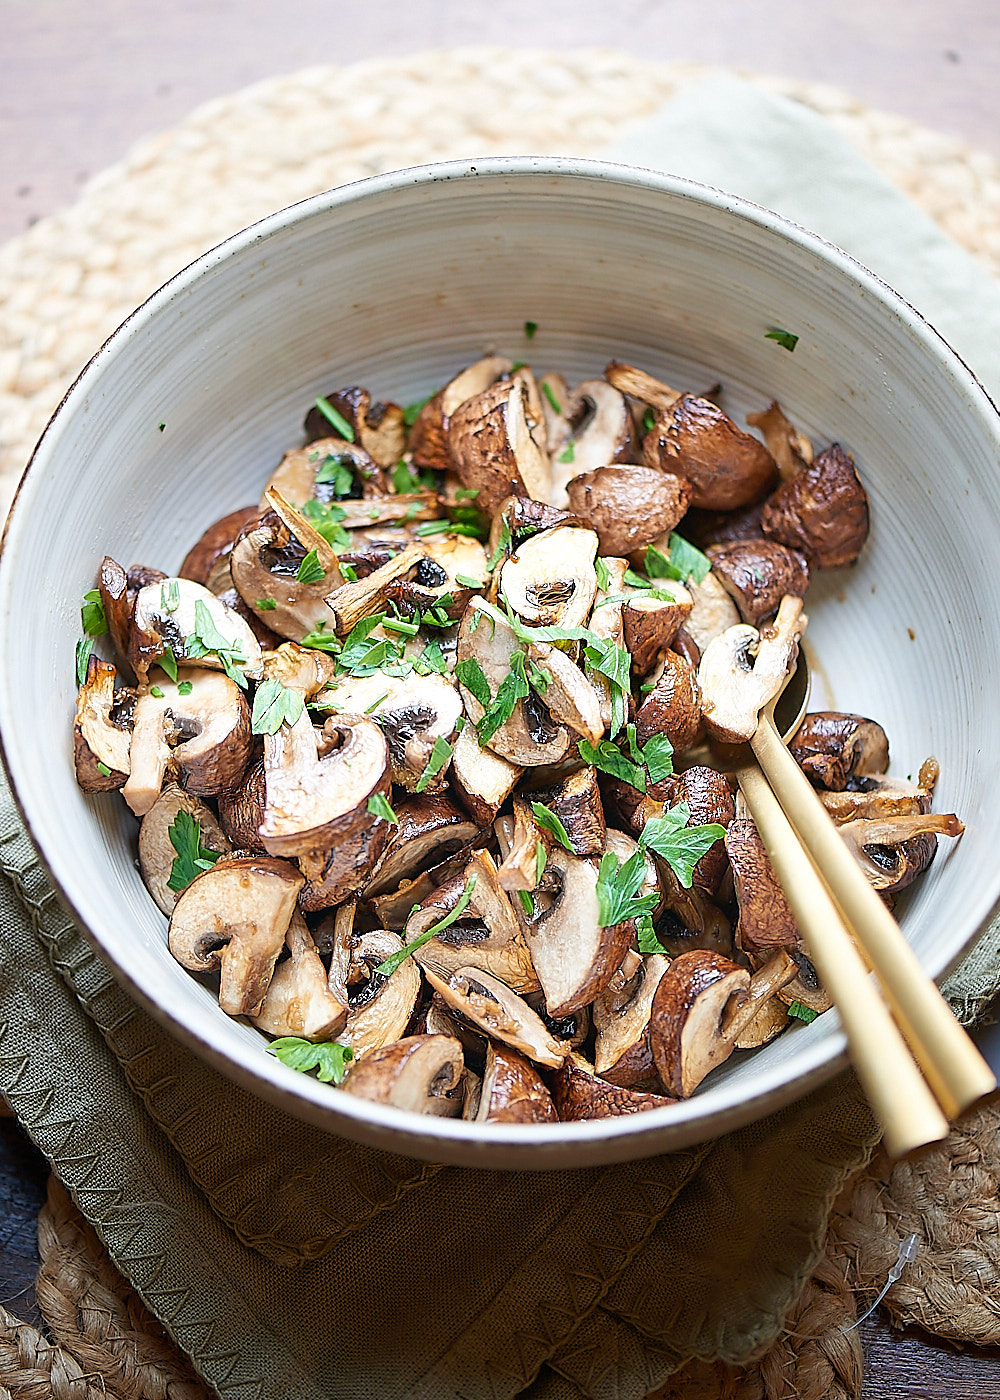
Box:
[3, 48, 1000, 519]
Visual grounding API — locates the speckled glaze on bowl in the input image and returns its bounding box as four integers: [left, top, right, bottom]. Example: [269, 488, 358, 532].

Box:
[3, 158, 1000, 1169]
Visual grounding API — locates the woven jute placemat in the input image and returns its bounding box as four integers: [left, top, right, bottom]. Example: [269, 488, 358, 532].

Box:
[3, 46, 1000, 1400]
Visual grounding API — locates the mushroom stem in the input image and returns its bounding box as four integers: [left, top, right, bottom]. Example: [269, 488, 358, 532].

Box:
[720, 949, 798, 1041]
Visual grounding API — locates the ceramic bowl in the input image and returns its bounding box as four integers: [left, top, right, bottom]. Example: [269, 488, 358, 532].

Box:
[3, 159, 999, 1168]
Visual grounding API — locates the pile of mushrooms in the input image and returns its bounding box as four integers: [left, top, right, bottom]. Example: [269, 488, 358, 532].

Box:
[73, 355, 963, 1124]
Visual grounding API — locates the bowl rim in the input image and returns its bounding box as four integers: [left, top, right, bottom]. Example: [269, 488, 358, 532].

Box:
[3, 154, 998, 1165]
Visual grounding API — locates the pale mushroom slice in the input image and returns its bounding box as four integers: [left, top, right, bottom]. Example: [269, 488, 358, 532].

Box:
[423, 966, 565, 1069]
[405, 850, 539, 993]
[681, 570, 741, 654]
[604, 361, 684, 412]
[339, 930, 422, 1061]
[252, 911, 349, 1041]
[698, 595, 807, 744]
[528, 765, 606, 857]
[261, 436, 385, 510]
[566, 466, 692, 557]
[818, 773, 932, 824]
[168, 854, 303, 1016]
[592, 953, 671, 1089]
[837, 810, 963, 894]
[649, 948, 797, 1097]
[643, 394, 779, 511]
[387, 533, 489, 621]
[788, 713, 890, 791]
[260, 641, 338, 698]
[448, 377, 552, 515]
[304, 387, 407, 468]
[549, 380, 638, 507]
[363, 793, 481, 899]
[74, 657, 133, 791]
[123, 667, 253, 817]
[341, 1034, 465, 1116]
[516, 844, 632, 1019]
[474, 1043, 558, 1124]
[551, 1051, 677, 1120]
[484, 496, 586, 575]
[138, 784, 230, 915]
[528, 641, 605, 746]
[230, 491, 345, 642]
[319, 670, 462, 793]
[499, 526, 598, 631]
[409, 355, 513, 474]
[449, 721, 522, 824]
[131, 577, 263, 684]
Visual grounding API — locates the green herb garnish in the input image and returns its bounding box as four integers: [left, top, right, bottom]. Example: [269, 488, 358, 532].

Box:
[530, 802, 574, 853]
[557, 441, 575, 464]
[299, 498, 351, 551]
[314, 396, 355, 440]
[594, 557, 611, 592]
[595, 848, 658, 930]
[80, 589, 108, 637]
[299, 620, 342, 654]
[269, 1037, 354, 1084]
[158, 645, 178, 683]
[765, 327, 799, 352]
[640, 803, 726, 888]
[185, 599, 248, 688]
[177, 680, 193, 696]
[454, 657, 491, 710]
[636, 918, 671, 956]
[314, 454, 355, 497]
[166, 810, 222, 893]
[251, 677, 305, 735]
[75, 636, 93, 686]
[382, 615, 420, 637]
[402, 395, 432, 427]
[414, 734, 453, 793]
[296, 549, 326, 585]
[455, 574, 483, 589]
[524, 321, 538, 340]
[256, 598, 277, 611]
[96, 761, 112, 777]
[149, 685, 165, 698]
[644, 533, 711, 585]
[535, 841, 547, 886]
[414, 641, 448, 676]
[376, 876, 477, 975]
[367, 792, 398, 824]
[642, 407, 656, 433]
[578, 738, 647, 791]
[542, 382, 562, 414]
[787, 1000, 818, 1024]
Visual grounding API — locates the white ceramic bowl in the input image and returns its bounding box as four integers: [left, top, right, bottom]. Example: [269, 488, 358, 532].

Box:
[3, 158, 1000, 1168]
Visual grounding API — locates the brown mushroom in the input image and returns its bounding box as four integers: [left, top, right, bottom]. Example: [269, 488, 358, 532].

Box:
[566, 466, 691, 556]
[745, 402, 813, 481]
[261, 436, 385, 508]
[592, 953, 671, 1089]
[448, 377, 551, 515]
[837, 811, 963, 893]
[707, 540, 810, 626]
[761, 443, 870, 568]
[788, 713, 890, 791]
[98, 556, 134, 673]
[322, 542, 426, 635]
[341, 1034, 466, 1115]
[74, 657, 133, 792]
[817, 773, 931, 824]
[449, 721, 523, 824]
[363, 793, 481, 899]
[634, 650, 702, 755]
[386, 533, 489, 621]
[697, 596, 806, 744]
[643, 395, 779, 510]
[130, 576, 263, 684]
[339, 931, 423, 1060]
[138, 784, 231, 915]
[473, 1042, 558, 1123]
[550, 1052, 677, 1119]
[179, 506, 262, 587]
[549, 379, 638, 507]
[167, 854, 303, 1016]
[253, 911, 349, 1041]
[604, 361, 683, 412]
[725, 819, 800, 953]
[622, 583, 693, 678]
[484, 496, 585, 573]
[422, 966, 566, 1068]
[304, 387, 406, 468]
[409, 355, 513, 473]
[319, 671, 462, 793]
[527, 765, 606, 858]
[499, 526, 598, 631]
[217, 756, 268, 854]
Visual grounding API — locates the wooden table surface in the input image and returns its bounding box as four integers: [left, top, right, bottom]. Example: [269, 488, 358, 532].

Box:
[4, 2, 1000, 1394]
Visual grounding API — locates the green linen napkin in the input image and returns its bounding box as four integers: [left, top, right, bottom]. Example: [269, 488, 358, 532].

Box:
[0, 72, 997, 1400]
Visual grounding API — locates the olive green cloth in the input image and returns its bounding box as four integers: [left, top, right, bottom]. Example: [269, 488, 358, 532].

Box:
[2, 73, 1000, 1400]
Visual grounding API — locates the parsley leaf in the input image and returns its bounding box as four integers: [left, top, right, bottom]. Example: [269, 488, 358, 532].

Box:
[150, 685, 165, 698]
[642, 407, 656, 433]
[542, 382, 562, 414]
[251, 677, 305, 735]
[414, 734, 453, 793]
[524, 320, 538, 339]
[535, 840, 547, 886]
[455, 573, 483, 590]
[256, 597, 277, 611]
[594, 557, 611, 592]
[185, 600, 249, 689]
[402, 395, 432, 427]
[595, 848, 658, 929]
[177, 680, 193, 696]
[158, 645, 178, 682]
[314, 454, 355, 495]
[518, 889, 534, 917]
[75, 636, 93, 686]
[641, 732, 675, 785]
[637, 917, 671, 956]
[644, 533, 711, 585]
[582, 636, 631, 738]
[639, 802, 727, 888]
[557, 441, 575, 463]
[299, 498, 351, 551]
[80, 588, 107, 637]
[787, 1000, 818, 1024]
[454, 657, 491, 710]
[96, 761, 112, 777]
[314, 396, 355, 441]
[299, 620, 342, 654]
[416, 519, 483, 539]
[166, 810, 222, 893]
[296, 549, 326, 585]
[376, 875, 477, 975]
[160, 579, 180, 613]
[530, 802, 574, 852]
[269, 1036, 354, 1084]
[486, 518, 513, 571]
[765, 327, 799, 352]
[413, 640, 448, 676]
[578, 738, 646, 791]
[476, 652, 528, 746]
[367, 792, 398, 824]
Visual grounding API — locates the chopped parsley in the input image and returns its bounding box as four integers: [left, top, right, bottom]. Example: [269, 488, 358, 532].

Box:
[299, 498, 350, 551]
[184, 600, 249, 688]
[765, 327, 799, 352]
[640, 803, 727, 888]
[455, 573, 483, 589]
[524, 320, 538, 340]
[269, 1037, 354, 1084]
[486, 517, 513, 571]
[149, 686, 166, 699]
[376, 875, 477, 975]
[299, 620, 342, 654]
[80, 589, 108, 637]
[177, 680, 193, 696]
[96, 761, 112, 777]
[557, 441, 575, 464]
[75, 636, 93, 686]
[454, 657, 491, 710]
[251, 677, 305, 735]
[542, 382, 562, 415]
[256, 598, 277, 611]
[160, 579, 180, 613]
[166, 810, 222, 893]
[390, 459, 438, 493]
[414, 640, 448, 676]
[314, 454, 355, 496]
[595, 847, 658, 930]
[158, 645, 178, 682]
[594, 557, 611, 592]
[644, 532, 711, 585]
[787, 1000, 818, 1024]
[296, 549, 326, 585]
[414, 734, 453, 793]
[402, 395, 432, 427]
[642, 407, 656, 433]
[578, 738, 647, 791]
[367, 792, 398, 824]
[530, 802, 574, 853]
[415, 519, 483, 539]
[314, 395, 355, 441]
[535, 840, 547, 886]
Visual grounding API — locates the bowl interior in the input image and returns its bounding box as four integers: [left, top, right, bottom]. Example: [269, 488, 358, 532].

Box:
[4, 159, 1000, 1168]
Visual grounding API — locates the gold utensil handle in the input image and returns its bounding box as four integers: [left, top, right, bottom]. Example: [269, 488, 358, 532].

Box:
[737, 760, 949, 1156]
[751, 713, 996, 1118]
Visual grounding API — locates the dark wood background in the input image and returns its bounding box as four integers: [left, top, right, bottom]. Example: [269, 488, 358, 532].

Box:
[4, 2, 1000, 1393]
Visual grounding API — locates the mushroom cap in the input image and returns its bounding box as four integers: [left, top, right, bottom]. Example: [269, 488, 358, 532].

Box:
[261, 436, 384, 511]
[549, 379, 638, 507]
[409, 355, 513, 473]
[707, 540, 810, 626]
[167, 854, 303, 1016]
[448, 377, 552, 515]
[230, 507, 342, 643]
[131, 577, 263, 683]
[340, 930, 422, 1060]
[320, 671, 462, 793]
[217, 756, 267, 854]
[74, 657, 132, 791]
[566, 466, 692, 557]
[649, 950, 750, 1097]
[138, 784, 230, 915]
[422, 965, 566, 1068]
[622, 583, 692, 677]
[761, 443, 870, 568]
[788, 712, 889, 791]
[364, 793, 481, 898]
[341, 1034, 465, 1116]
[252, 911, 349, 1041]
[499, 526, 598, 631]
[635, 650, 702, 755]
[475, 1043, 558, 1123]
[179, 506, 261, 587]
[448, 721, 522, 824]
[304, 386, 406, 467]
[643, 394, 779, 510]
[550, 1052, 678, 1120]
[697, 595, 806, 744]
[592, 953, 671, 1087]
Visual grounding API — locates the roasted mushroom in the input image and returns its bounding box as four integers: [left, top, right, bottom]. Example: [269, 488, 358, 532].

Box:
[788, 713, 890, 791]
[341, 1034, 465, 1116]
[551, 1052, 677, 1119]
[761, 443, 870, 568]
[472, 1042, 558, 1123]
[253, 911, 350, 1041]
[697, 596, 806, 744]
[643, 395, 779, 510]
[499, 526, 598, 631]
[449, 378, 551, 515]
[74, 657, 133, 791]
[138, 784, 230, 915]
[566, 466, 691, 557]
[707, 540, 810, 626]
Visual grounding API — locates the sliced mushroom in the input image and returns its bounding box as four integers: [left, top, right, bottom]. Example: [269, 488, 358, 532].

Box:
[425, 992, 487, 1068]
[654, 767, 734, 895]
[649, 951, 750, 1097]
[566, 466, 691, 557]
[516, 844, 632, 1018]
[474, 1042, 558, 1123]
[217, 756, 267, 854]
[592, 953, 671, 1089]
[335, 494, 440, 530]
[838, 811, 963, 893]
[179, 506, 261, 586]
[761, 443, 870, 568]
[252, 911, 349, 1041]
[635, 650, 702, 755]
[788, 713, 890, 791]
[725, 819, 800, 955]
[745, 402, 813, 481]
[422, 966, 565, 1068]
[98, 556, 134, 673]
[230, 487, 347, 640]
[341, 1034, 465, 1116]
[604, 361, 683, 412]
[386, 533, 489, 621]
[622, 582, 693, 677]
[138, 783, 230, 915]
[484, 496, 585, 573]
[733, 994, 790, 1050]
[499, 526, 598, 630]
[305, 387, 407, 468]
[528, 641, 605, 745]
[319, 671, 462, 792]
[449, 378, 551, 515]
[74, 657, 133, 791]
[168, 854, 303, 1016]
[405, 850, 539, 993]
[527, 765, 606, 857]
[260, 641, 338, 698]
[123, 667, 253, 816]
[363, 794, 480, 898]
[648, 872, 735, 960]
[496, 796, 546, 892]
[131, 577, 263, 684]
[698, 595, 806, 744]
[682, 570, 741, 654]
[449, 720, 522, 824]
[261, 435, 384, 506]
[707, 540, 810, 626]
[643, 395, 779, 510]
[322, 542, 425, 635]
[818, 774, 931, 824]
[549, 379, 638, 507]
[551, 1052, 677, 1119]
[339, 930, 422, 1060]
[409, 355, 513, 473]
